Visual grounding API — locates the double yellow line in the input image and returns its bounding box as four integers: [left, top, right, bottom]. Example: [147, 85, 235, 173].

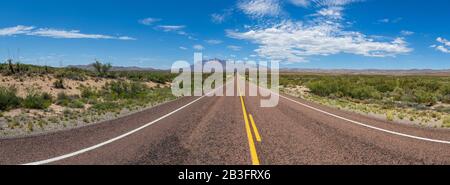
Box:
[237, 77, 262, 165]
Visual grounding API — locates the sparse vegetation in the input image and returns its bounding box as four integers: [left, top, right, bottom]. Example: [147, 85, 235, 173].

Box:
[53, 78, 65, 89]
[22, 91, 53, 109]
[0, 61, 178, 137]
[0, 87, 21, 111]
[56, 92, 85, 108]
[281, 74, 450, 127]
[281, 75, 450, 106]
[92, 60, 112, 77]
[443, 116, 450, 128]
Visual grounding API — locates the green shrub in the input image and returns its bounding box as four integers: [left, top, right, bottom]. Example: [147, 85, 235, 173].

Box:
[69, 100, 85, 109]
[442, 95, 450, 104]
[443, 116, 450, 128]
[53, 78, 65, 89]
[23, 91, 53, 109]
[350, 86, 381, 100]
[81, 86, 97, 99]
[414, 90, 437, 106]
[56, 92, 70, 103]
[0, 87, 21, 111]
[92, 60, 112, 77]
[91, 102, 119, 111]
[56, 69, 87, 81]
[386, 111, 395, 121]
[56, 92, 84, 108]
[102, 81, 147, 99]
[292, 75, 449, 106]
[307, 80, 339, 97]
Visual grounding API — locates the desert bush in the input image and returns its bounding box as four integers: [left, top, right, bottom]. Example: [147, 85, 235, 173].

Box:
[69, 100, 85, 109]
[115, 71, 177, 84]
[91, 102, 119, 111]
[56, 92, 84, 108]
[23, 91, 53, 109]
[92, 60, 112, 77]
[0, 87, 21, 111]
[102, 81, 147, 99]
[56, 69, 87, 81]
[53, 78, 65, 89]
[350, 86, 381, 100]
[443, 116, 450, 128]
[307, 80, 339, 97]
[413, 89, 437, 106]
[442, 95, 450, 104]
[441, 84, 450, 94]
[386, 111, 395, 121]
[285, 75, 449, 106]
[80, 86, 97, 99]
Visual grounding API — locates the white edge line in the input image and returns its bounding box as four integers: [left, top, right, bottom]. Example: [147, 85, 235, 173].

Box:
[257, 84, 450, 145]
[23, 83, 229, 165]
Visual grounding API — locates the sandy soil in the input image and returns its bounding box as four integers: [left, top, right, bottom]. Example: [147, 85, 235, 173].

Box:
[282, 85, 448, 128]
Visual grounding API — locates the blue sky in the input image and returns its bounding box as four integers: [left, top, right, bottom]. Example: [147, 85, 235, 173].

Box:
[0, 0, 449, 69]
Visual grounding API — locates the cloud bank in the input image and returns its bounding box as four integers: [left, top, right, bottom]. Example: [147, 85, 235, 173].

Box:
[0, 25, 135, 40]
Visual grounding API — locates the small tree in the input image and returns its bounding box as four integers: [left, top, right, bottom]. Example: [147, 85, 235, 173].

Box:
[7, 59, 15, 74]
[15, 62, 21, 73]
[92, 60, 103, 74]
[92, 60, 112, 76]
[101, 63, 112, 74]
[53, 78, 65, 89]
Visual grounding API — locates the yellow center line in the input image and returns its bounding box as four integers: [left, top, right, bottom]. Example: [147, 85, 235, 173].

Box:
[248, 114, 262, 142]
[237, 77, 260, 165]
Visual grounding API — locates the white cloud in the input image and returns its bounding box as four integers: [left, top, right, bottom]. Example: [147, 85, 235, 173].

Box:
[0, 25, 135, 40]
[228, 45, 243, 51]
[435, 46, 450, 53]
[193, 44, 205, 50]
[179, 46, 188, 50]
[205, 39, 223, 44]
[28, 28, 135, 40]
[400, 30, 414, 36]
[432, 37, 450, 53]
[139, 17, 161, 25]
[0, 25, 34, 36]
[312, 0, 363, 7]
[156, 25, 191, 37]
[237, 0, 362, 19]
[227, 21, 412, 62]
[377, 17, 402, 24]
[156, 25, 186, 32]
[117, 36, 137, 40]
[211, 9, 234, 24]
[378, 18, 390, 23]
[437, 37, 450, 47]
[289, 0, 310, 7]
[211, 13, 227, 24]
[238, 0, 282, 18]
[229, 0, 410, 62]
[316, 7, 343, 19]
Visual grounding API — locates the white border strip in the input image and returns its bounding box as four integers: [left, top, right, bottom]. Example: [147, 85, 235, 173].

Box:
[275, 90, 450, 144]
[23, 83, 228, 165]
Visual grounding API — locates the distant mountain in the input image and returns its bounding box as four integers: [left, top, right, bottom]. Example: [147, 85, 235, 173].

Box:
[190, 58, 262, 72]
[279, 68, 450, 75]
[190, 58, 227, 72]
[67, 63, 449, 75]
[68, 64, 165, 72]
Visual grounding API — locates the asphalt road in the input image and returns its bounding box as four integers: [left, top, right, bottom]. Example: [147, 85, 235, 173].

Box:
[1, 77, 450, 165]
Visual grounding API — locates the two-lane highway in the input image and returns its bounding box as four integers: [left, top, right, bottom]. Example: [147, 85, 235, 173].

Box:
[1, 77, 450, 165]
